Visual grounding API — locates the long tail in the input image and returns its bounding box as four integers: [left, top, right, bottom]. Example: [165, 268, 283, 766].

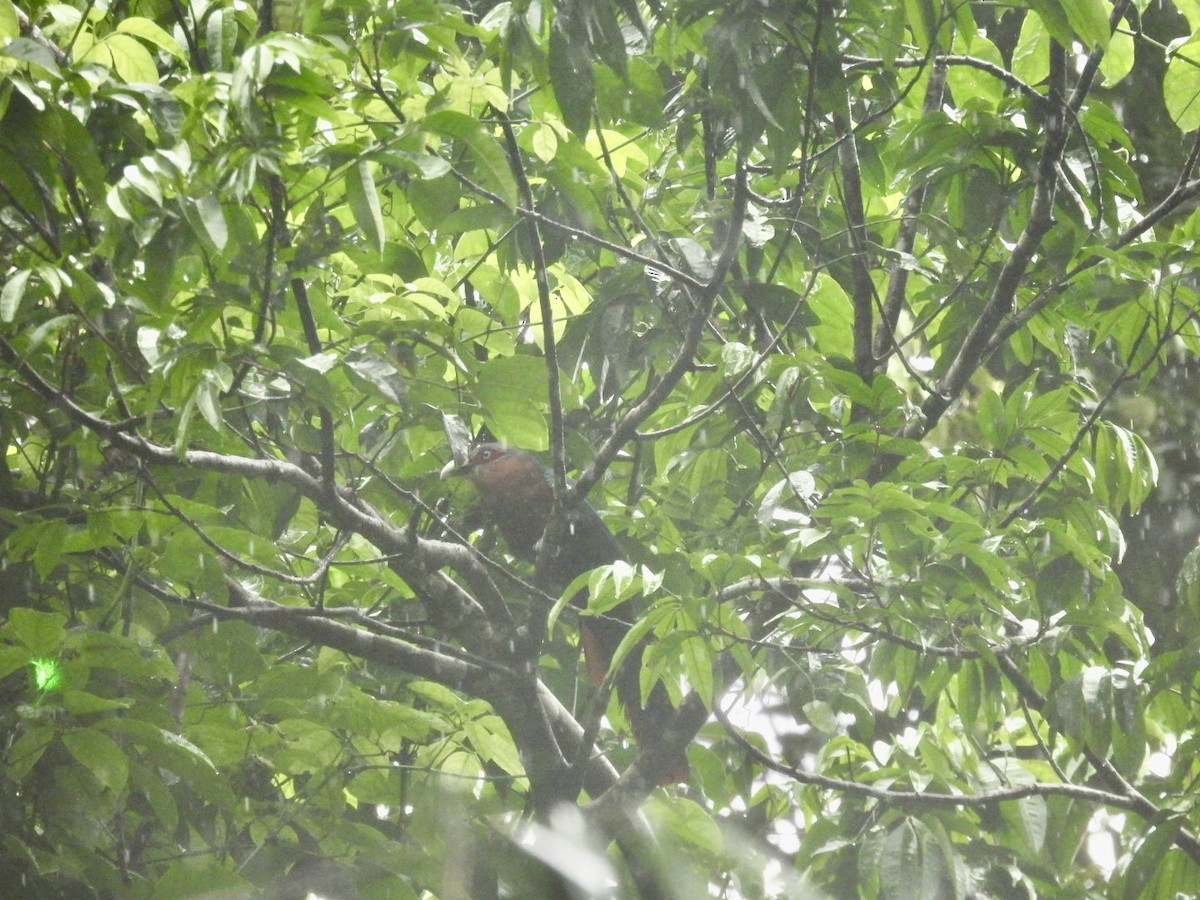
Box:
[579, 610, 689, 784]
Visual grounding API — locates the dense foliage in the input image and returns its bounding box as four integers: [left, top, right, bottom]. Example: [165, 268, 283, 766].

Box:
[3, 0, 1200, 896]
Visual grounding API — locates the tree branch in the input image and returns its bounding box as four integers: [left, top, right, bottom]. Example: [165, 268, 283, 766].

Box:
[833, 103, 876, 382]
[911, 42, 1070, 435]
[907, 2, 1136, 439]
[452, 170, 707, 292]
[873, 61, 947, 363]
[994, 652, 1200, 867]
[712, 698, 1139, 812]
[571, 161, 749, 502]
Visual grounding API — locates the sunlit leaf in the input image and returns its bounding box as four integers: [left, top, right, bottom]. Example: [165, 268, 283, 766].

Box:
[0, 268, 31, 323]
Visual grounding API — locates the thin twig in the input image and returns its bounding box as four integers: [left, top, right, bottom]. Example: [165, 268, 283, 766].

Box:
[713, 696, 1145, 811]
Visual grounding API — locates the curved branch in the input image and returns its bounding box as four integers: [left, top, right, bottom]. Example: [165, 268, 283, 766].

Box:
[912, 44, 1069, 436]
[571, 161, 750, 502]
[843, 53, 1048, 109]
[0, 334, 519, 655]
[994, 653, 1200, 866]
[712, 699, 1138, 812]
[976, 176, 1200, 375]
[13, 6, 71, 68]
[135, 563, 627, 802]
[452, 170, 707, 292]
[909, 1, 1134, 440]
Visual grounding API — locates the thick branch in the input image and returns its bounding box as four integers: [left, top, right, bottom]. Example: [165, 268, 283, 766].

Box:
[981, 175, 1200, 363]
[140, 567, 626, 802]
[583, 692, 711, 830]
[0, 335, 516, 653]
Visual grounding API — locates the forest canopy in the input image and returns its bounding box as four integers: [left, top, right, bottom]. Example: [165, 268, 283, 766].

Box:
[4, 0, 1200, 897]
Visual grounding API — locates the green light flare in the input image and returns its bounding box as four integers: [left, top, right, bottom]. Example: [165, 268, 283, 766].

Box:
[31, 657, 62, 693]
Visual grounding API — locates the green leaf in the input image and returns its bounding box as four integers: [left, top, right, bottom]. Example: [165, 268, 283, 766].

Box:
[63, 729, 129, 793]
[116, 16, 186, 62]
[1120, 818, 1184, 900]
[0, 268, 31, 322]
[117, 720, 221, 777]
[1165, 37, 1200, 133]
[423, 110, 518, 209]
[956, 660, 980, 735]
[0, 646, 28, 681]
[0, 0, 17, 44]
[2, 36, 61, 75]
[297, 351, 338, 373]
[720, 341, 755, 378]
[1026, 0, 1076, 49]
[464, 714, 524, 776]
[877, 818, 954, 900]
[945, 34, 1006, 107]
[193, 379, 222, 431]
[30, 657, 61, 692]
[646, 795, 723, 854]
[1111, 674, 1146, 772]
[347, 767, 406, 805]
[62, 690, 134, 714]
[475, 355, 550, 442]
[345, 347, 406, 404]
[346, 159, 386, 254]
[1080, 666, 1113, 755]
[904, 0, 935, 49]
[680, 634, 713, 709]
[5, 726, 54, 781]
[91, 33, 160, 84]
[206, 7, 237, 71]
[808, 277, 855, 362]
[757, 471, 816, 527]
[154, 861, 254, 898]
[1100, 29, 1134, 86]
[380, 149, 452, 179]
[7, 607, 66, 655]
[1016, 796, 1048, 854]
[1095, 420, 1158, 513]
[548, 12, 595, 137]
[122, 161, 163, 206]
[409, 680, 465, 709]
[975, 388, 1006, 447]
[588, 2, 628, 77]
[1059, 0, 1112, 51]
[183, 195, 228, 251]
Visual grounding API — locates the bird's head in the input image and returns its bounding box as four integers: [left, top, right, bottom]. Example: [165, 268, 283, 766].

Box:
[440, 444, 553, 556]
[439, 442, 515, 481]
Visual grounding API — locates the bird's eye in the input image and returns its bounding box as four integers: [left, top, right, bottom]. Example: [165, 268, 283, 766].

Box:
[478, 448, 495, 462]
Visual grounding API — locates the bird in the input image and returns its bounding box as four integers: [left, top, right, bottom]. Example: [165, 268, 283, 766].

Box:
[440, 442, 687, 781]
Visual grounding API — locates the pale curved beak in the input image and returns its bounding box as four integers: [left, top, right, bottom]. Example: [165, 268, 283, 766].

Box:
[440, 458, 467, 480]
